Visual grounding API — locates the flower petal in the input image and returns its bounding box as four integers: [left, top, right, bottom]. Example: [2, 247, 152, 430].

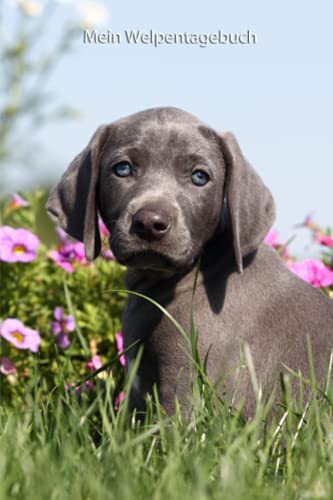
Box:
[51, 321, 62, 335]
[0, 357, 17, 375]
[10, 193, 29, 208]
[53, 307, 64, 321]
[65, 315, 75, 332]
[115, 331, 126, 366]
[23, 327, 41, 352]
[57, 332, 70, 349]
[289, 259, 333, 288]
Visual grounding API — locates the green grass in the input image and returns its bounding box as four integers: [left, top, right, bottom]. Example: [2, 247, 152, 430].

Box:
[2, 296, 333, 500]
[1, 366, 333, 500]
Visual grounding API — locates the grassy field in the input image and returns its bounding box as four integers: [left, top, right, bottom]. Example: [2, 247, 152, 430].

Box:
[1, 346, 333, 500]
[1, 192, 333, 499]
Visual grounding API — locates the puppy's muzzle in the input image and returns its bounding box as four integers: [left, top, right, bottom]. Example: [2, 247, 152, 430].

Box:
[131, 207, 171, 242]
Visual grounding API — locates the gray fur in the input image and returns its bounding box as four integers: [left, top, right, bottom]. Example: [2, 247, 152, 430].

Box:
[46, 107, 333, 419]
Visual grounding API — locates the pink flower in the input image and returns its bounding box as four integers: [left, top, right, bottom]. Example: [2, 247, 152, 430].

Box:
[0, 357, 17, 376]
[115, 331, 125, 366]
[0, 318, 41, 352]
[66, 380, 94, 396]
[289, 259, 333, 288]
[86, 355, 103, 371]
[297, 215, 333, 250]
[0, 226, 39, 263]
[98, 218, 115, 260]
[264, 230, 278, 246]
[314, 232, 333, 250]
[98, 218, 110, 238]
[51, 307, 75, 349]
[100, 247, 115, 260]
[48, 226, 86, 272]
[10, 193, 29, 209]
[264, 229, 290, 261]
[114, 391, 125, 410]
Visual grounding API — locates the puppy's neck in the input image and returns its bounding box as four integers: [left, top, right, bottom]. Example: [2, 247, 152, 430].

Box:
[124, 263, 196, 293]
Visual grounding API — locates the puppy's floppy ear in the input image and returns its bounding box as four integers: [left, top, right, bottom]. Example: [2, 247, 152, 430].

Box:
[219, 132, 275, 273]
[46, 125, 110, 261]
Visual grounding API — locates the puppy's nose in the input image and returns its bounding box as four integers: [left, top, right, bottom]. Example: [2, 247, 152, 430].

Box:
[132, 208, 171, 241]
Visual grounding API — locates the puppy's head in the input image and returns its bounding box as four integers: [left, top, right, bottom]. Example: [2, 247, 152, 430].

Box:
[46, 107, 275, 273]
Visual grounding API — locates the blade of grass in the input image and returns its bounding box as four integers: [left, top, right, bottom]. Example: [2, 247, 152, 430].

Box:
[306, 335, 326, 461]
[63, 279, 90, 356]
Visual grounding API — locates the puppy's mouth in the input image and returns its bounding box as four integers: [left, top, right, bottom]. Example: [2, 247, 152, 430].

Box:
[117, 249, 186, 272]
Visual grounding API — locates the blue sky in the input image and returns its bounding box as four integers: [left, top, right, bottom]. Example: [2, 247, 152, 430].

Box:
[6, 0, 333, 256]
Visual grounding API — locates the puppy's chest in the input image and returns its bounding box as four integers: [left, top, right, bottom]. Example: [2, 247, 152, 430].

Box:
[121, 283, 237, 366]
[122, 290, 188, 356]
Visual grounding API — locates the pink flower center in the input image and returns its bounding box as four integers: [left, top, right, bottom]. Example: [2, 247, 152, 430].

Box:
[13, 244, 26, 254]
[60, 321, 66, 332]
[11, 331, 24, 344]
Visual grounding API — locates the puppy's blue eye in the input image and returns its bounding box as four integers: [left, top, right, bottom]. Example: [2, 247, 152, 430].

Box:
[113, 162, 132, 177]
[191, 170, 209, 186]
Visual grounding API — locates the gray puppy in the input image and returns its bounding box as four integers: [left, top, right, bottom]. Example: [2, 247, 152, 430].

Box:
[46, 107, 333, 419]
